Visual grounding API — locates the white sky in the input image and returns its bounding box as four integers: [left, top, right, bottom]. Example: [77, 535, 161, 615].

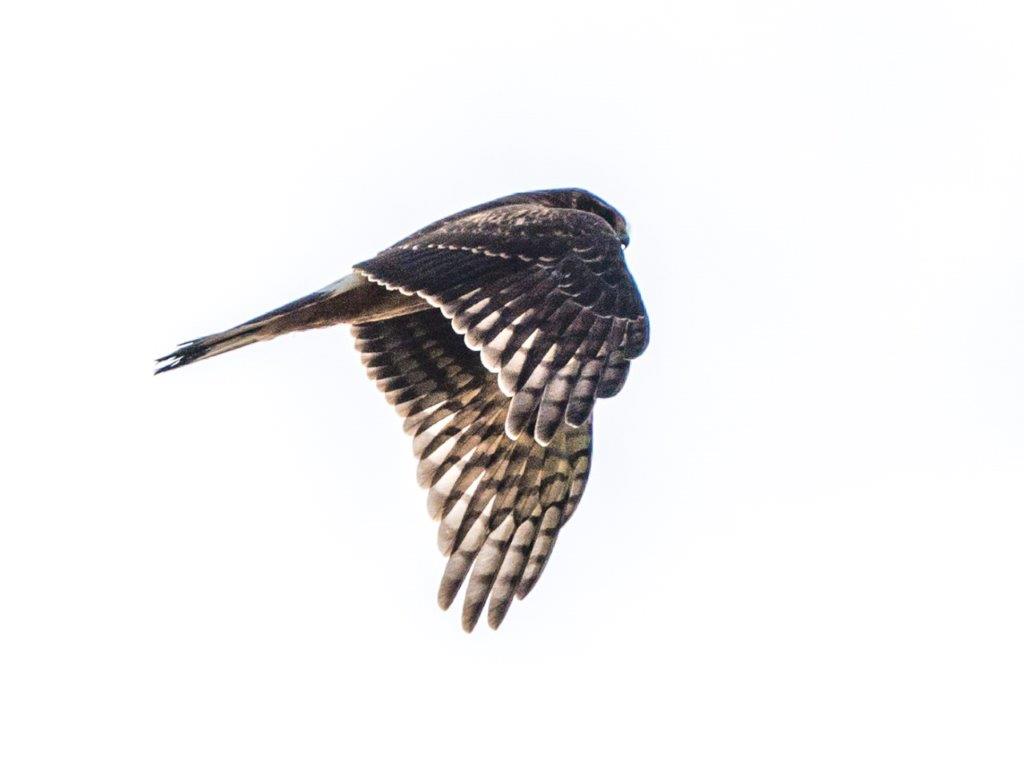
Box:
[2, 1, 1022, 756]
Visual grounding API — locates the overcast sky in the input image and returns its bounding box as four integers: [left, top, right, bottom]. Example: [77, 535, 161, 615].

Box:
[3, 1, 1022, 756]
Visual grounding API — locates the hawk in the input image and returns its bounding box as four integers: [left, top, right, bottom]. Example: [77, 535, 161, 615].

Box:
[157, 188, 650, 630]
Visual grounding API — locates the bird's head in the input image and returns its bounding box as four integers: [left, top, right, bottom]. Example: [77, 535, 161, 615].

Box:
[432, 187, 631, 249]
[536, 188, 630, 247]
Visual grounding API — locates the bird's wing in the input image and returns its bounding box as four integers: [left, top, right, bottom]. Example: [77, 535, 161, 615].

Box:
[354, 202, 648, 445]
[352, 309, 591, 631]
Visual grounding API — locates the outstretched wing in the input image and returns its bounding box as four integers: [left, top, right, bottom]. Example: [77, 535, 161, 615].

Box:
[355, 202, 648, 445]
[352, 309, 591, 631]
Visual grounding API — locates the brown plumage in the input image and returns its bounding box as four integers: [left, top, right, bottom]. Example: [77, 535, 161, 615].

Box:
[157, 188, 649, 630]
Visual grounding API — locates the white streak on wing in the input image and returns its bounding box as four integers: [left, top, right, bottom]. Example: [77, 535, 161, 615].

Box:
[440, 287, 482, 319]
[468, 311, 501, 346]
[412, 410, 458, 456]
[402, 399, 448, 434]
[480, 324, 515, 372]
[511, 310, 532, 326]
[498, 330, 537, 397]
[427, 452, 478, 519]
[452, 297, 492, 331]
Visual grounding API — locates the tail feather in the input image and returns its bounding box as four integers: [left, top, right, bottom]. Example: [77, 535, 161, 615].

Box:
[154, 324, 270, 374]
[155, 272, 428, 374]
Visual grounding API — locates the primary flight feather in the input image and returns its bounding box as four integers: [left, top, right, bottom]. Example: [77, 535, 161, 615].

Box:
[157, 188, 649, 631]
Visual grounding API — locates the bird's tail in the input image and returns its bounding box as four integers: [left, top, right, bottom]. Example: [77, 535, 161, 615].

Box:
[155, 272, 427, 374]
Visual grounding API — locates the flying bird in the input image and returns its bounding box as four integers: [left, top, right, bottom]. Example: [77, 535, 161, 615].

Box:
[157, 188, 649, 630]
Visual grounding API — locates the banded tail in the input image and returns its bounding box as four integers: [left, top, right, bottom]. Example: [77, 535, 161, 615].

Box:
[155, 272, 428, 374]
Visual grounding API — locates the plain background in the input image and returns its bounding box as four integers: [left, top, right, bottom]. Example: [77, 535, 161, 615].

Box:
[2, 1, 1022, 755]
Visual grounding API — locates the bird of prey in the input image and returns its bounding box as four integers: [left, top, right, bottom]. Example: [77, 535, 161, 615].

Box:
[157, 188, 649, 630]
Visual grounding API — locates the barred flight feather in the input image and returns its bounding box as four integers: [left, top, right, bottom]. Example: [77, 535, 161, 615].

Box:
[355, 202, 648, 446]
[352, 308, 592, 629]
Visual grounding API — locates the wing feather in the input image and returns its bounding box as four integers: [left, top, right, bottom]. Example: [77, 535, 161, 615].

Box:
[351, 309, 592, 630]
[355, 202, 647, 443]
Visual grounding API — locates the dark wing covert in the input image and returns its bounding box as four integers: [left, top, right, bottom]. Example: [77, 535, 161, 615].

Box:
[355, 203, 648, 445]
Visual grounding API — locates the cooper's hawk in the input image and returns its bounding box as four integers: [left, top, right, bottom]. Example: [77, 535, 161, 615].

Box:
[157, 188, 649, 630]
